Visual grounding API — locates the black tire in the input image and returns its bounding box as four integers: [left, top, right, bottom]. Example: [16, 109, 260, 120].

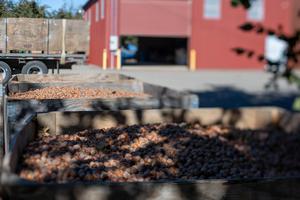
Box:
[0, 61, 12, 84]
[21, 61, 48, 74]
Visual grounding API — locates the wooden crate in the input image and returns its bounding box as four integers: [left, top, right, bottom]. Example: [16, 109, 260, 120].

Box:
[8, 74, 142, 94]
[0, 18, 89, 54]
[36, 108, 285, 135]
[0, 18, 6, 53]
[6, 74, 198, 136]
[65, 20, 90, 54]
[48, 19, 62, 53]
[48, 19, 90, 54]
[2, 108, 300, 200]
[6, 18, 48, 52]
[9, 74, 134, 84]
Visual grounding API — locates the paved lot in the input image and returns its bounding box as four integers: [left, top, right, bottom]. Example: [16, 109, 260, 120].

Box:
[59, 65, 300, 110]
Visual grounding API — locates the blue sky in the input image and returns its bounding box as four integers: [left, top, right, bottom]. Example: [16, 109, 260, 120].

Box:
[38, 0, 87, 11]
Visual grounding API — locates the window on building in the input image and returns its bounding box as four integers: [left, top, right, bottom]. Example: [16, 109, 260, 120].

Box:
[101, 0, 105, 20]
[203, 0, 221, 19]
[96, 2, 99, 22]
[247, 0, 264, 21]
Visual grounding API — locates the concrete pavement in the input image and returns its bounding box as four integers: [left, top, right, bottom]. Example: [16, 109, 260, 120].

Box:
[59, 65, 300, 110]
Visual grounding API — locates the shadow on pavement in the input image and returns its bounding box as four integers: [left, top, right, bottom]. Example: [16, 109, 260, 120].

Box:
[192, 86, 299, 111]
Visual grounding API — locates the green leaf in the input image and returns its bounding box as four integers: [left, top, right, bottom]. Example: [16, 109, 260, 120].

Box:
[293, 97, 300, 111]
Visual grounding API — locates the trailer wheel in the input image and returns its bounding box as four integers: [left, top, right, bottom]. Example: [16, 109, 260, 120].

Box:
[22, 61, 48, 74]
[0, 61, 12, 84]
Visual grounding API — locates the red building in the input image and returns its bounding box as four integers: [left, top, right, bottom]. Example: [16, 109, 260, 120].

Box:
[83, 0, 300, 69]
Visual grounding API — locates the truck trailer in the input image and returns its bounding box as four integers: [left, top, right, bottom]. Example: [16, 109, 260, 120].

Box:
[0, 18, 90, 76]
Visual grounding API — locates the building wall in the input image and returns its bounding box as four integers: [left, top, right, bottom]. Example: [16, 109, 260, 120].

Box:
[86, 1, 106, 66]
[292, 0, 300, 33]
[84, 0, 295, 69]
[119, 0, 192, 37]
[265, 0, 293, 35]
[190, 0, 293, 69]
[85, 0, 120, 67]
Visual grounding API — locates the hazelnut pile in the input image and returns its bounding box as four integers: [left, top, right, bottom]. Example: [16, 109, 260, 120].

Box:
[10, 87, 147, 100]
[18, 123, 300, 183]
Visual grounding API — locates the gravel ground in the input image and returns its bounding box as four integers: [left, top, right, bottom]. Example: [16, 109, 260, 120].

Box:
[19, 123, 300, 183]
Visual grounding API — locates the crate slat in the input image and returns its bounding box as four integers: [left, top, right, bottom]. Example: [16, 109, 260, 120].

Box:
[0, 18, 6, 53]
